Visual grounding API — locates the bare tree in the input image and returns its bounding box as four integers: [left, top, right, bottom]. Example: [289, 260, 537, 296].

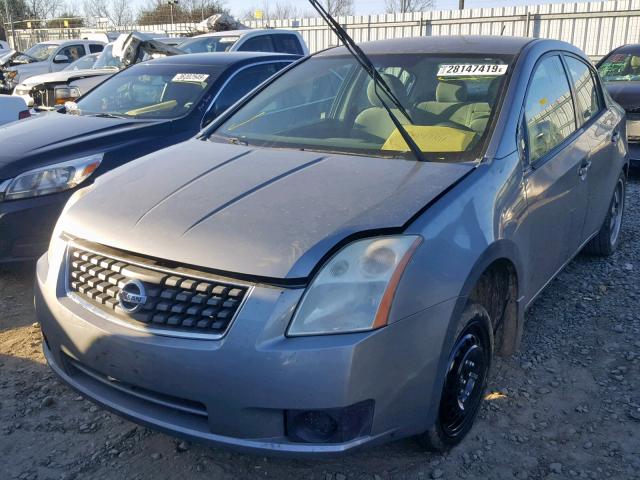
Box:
[23, 0, 65, 20]
[385, 0, 434, 13]
[322, 0, 352, 16]
[83, 0, 134, 27]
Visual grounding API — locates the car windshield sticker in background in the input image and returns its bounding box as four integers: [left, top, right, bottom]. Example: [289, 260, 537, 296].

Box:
[172, 73, 210, 83]
[437, 64, 508, 76]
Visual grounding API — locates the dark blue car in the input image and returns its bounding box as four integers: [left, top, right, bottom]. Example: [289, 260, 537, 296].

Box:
[0, 52, 299, 261]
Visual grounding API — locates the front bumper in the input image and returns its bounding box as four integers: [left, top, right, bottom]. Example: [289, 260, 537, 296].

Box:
[36, 249, 456, 456]
[0, 191, 71, 262]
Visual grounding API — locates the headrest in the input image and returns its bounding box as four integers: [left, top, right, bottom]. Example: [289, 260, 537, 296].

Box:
[366, 73, 409, 108]
[631, 56, 640, 68]
[436, 81, 468, 103]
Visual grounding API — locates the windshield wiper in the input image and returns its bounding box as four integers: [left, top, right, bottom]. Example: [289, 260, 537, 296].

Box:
[88, 112, 129, 119]
[308, 0, 428, 163]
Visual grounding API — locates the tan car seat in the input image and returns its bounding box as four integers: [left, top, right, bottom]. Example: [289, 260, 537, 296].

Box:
[353, 74, 411, 140]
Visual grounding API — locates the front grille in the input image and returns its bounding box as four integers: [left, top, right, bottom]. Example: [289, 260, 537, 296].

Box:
[32, 87, 55, 108]
[67, 246, 249, 337]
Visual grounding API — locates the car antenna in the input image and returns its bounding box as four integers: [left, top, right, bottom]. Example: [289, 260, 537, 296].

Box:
[307, 0, 429, 162]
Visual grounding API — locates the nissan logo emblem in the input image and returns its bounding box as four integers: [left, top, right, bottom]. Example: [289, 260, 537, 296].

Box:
[117, 279, 147, 313]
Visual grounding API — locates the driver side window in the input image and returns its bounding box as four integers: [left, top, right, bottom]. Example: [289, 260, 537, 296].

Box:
[58, 45, 85, 63]
[523, 56, 577, 164]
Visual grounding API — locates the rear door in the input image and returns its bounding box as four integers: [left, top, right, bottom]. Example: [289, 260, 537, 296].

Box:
[521, 54, 590, 298]
[563, 54, 624, 240]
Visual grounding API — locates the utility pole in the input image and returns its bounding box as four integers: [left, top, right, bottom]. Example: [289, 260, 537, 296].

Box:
[168, 0, 179, 30]
[459, 0, 464, 9]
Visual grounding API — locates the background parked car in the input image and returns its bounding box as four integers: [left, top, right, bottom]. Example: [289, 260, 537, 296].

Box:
[0, 94, 29, 126]
[0, 40, 9, 51]
[178, 29, 308, 55]
[597, 44, 640, 166]
[12, 53, 100, 108]
[0, 39, 105, 93]
[0, 52, 299, 261]
[11, 33, 184, 110]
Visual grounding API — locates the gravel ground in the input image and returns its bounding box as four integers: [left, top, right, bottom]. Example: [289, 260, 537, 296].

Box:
[1, 175, 639, 480]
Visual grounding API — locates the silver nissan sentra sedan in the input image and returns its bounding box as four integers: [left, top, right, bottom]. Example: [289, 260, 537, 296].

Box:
[35, 35, 628, 455]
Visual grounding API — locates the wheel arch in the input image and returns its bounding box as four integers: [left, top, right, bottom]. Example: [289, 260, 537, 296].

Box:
[454, 240, 525, 356]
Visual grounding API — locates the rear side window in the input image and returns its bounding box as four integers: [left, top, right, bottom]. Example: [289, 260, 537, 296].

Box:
[523, 55, 577, 163]
[272, 34, 303, 55]
[89, 44, 104, 54]
[213, 62, 288, 115]
[238, 35, 275, 52]
[564, 56, 604, 126]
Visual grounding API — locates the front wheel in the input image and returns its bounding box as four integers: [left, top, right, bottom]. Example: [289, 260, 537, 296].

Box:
[584, 172, 626, 256]
[419, 303, 493, 452]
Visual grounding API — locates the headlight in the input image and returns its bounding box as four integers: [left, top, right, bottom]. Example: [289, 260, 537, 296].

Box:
[288, 235, 422, 336]
[5, 70, 17, 81]
[2, 153, 103, 201]
[54, 86, 81, 105]
[48, 184, 96, 265]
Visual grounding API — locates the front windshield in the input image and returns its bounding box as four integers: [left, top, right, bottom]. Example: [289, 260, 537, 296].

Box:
[93, 44, 122, 70]
[598, 51, 640, 82]
[210, 53, 511, 162]
[76, 64, 215, 119]
[65, 54, 97, 71]
[179, 36, 239, 53]
[16, 43, 57, 62]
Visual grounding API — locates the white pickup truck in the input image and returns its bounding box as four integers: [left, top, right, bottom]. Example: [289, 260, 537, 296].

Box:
[0, 94, 29, 126]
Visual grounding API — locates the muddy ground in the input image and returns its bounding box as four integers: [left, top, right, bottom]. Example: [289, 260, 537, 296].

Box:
[1, 178, 639, 480]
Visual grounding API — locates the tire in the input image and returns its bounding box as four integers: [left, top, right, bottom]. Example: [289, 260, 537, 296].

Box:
[584, 172, 626, 256]
[418, 303, 494, 452]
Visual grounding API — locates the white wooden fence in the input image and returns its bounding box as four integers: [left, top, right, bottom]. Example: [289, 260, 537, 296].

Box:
[5, 0, 640, 58]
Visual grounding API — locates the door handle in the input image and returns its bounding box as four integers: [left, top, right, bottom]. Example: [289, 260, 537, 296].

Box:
[611, 130, 620, 143]
[578, 160, 592, 179]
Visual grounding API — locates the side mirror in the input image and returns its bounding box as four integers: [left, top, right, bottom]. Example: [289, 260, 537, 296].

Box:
[54, 54, 69, 63]
[202, 103, 224, 127]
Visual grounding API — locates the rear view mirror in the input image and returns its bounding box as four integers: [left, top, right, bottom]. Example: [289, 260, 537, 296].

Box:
[54, 54, 69, 63]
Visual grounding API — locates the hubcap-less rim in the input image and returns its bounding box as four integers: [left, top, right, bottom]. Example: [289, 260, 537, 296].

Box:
[609, 179, 625, 246]
[439, 324, 489, 439]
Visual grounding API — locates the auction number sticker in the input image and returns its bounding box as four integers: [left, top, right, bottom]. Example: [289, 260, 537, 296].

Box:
[172, 73, 210, 83]
[437, 64, 508, 76]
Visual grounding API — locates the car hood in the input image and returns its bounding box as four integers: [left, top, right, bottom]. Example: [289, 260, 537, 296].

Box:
[64, 140, 474, 280]
[0, 113, 165, 178]
[20, 68, 115, 87]
[603, 81, 640, 112]
[9, 61, 48, 77]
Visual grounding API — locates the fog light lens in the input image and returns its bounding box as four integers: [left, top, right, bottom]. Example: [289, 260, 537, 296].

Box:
[286, 400, 374, 443]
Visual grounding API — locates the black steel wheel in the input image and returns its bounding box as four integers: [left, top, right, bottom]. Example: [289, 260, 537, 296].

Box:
[419, 303, 493, 452]
[439, 324, 489, 438]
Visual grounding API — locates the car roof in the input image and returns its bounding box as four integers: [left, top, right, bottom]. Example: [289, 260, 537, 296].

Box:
[611, 44, 640, 53]
[141, 52, 300, 67]
[318, 35, 538, 57]
[40, 39, 102, 46]
[195, 29, 299, 38]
